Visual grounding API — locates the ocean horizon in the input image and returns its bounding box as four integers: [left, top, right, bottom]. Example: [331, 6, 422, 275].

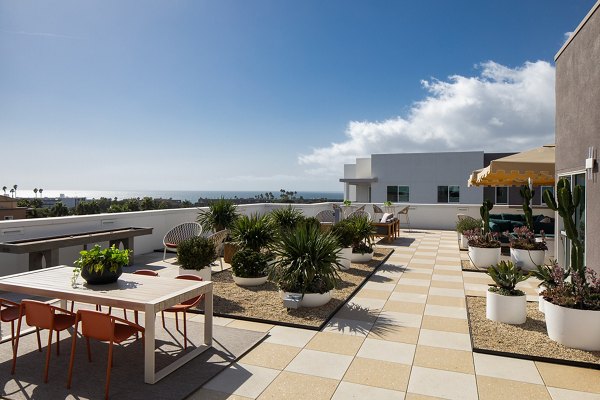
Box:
[13, 189, 344, 202]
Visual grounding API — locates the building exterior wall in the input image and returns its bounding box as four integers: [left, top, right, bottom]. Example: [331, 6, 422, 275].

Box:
[370, 151, 484, 204]
[555, 2, 600, 272]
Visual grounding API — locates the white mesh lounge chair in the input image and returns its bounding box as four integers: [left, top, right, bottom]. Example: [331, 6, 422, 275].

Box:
[372, 204, 384, 222]
[347, 210, 371, 220]
[398, 206, 411, 232]
[315, 210, 335, 223]
[163, 222, 203, 261]
[207, 229, 229, 270]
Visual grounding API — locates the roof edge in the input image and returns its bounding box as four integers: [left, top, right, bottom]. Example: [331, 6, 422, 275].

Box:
[555, 0, 600, 61]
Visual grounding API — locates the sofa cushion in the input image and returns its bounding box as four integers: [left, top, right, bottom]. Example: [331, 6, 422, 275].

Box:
[488, 219, 512, 233]
[501, 214, 525, 223]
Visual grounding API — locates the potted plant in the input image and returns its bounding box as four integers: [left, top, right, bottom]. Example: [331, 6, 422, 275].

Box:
[540, 178, 600, 350]
[73, 245, 130, 285]
[176, 236, 217, 281]
[331, 219, 354, 270]
[346, 214, 375, 263]
[269, 222, 342, 307]
[229, 214, 274, 286]
[455, 217, 482, 250]
[197, 198, 239, 263]
[268, 205, 305, 234]
[507, 226, 547, 271]
[530, 259, 564, 313]
[486, 260, 529, 324]
[465, 200, 501, 269]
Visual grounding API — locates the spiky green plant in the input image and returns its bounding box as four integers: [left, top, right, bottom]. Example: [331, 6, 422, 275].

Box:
[269, 223, 342, 295]
[530, 259, 567, 289]
[345, 214, 375, 253]
[520, 185, 535, 232]
[197, 197, 239, 232]
[230, 213, 274, 252]
[487, 260, 529, 296]
[269, 205, 305, 233]
[543, 178, 584, 280]
[480, 199, 494, 235]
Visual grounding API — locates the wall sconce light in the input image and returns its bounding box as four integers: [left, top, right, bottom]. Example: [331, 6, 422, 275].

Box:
[586, 146, 597, 182]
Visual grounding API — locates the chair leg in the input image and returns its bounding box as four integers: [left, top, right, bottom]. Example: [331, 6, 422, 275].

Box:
[86, 337, 92, 362]
[175, 312, 179, 331]
[161, 311, 166, 330]
[163, 247, 167, 261]
[219, 256, 223, 271]
[11, 311, 24, 375]
[36, 328, 42, 352]
[105, 341, 114, 400]
[56, 330, 60, 356]
[183, 310, 188, 350]
[134, 310, 139, 340]
[123, 308, 128, 321]
[67, 322, 78, 389]
[44, 329, 53, 383]
[10, 320, 15, 349]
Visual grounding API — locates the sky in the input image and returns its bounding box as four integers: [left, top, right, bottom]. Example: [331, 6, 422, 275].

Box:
[0, 0, 596, 193]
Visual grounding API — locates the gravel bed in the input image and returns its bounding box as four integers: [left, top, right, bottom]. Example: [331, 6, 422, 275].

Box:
[206, 248, 393, 328]
[461, 259, 487, 273]
[467, 296, 600, 366]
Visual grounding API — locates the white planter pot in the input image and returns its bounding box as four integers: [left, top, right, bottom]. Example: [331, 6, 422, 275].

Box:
[351, 251, 373, 263]
[544, 299, 600, 351]
[486, 290, 527, 324]
[179, 266, 211, 281]
[459, 234, 468, 250]
[232, 275, 268, 287]
[279, 290, 332, 307]
[468, 246, 501, 269]
[510, 248, 545, 271]
[338, 247, 352, 270]
[537, 285, 546, 313]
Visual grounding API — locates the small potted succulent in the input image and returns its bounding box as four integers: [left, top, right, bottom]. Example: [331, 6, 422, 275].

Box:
[229, 214, 274, 286]
[530, 259, 564, 313]
[455, 217, 482, 250]
[465, 199, 500, 269]
[73, 245, 130, 285]
[507, 226, 547, 271]
[177, 236, 217, 281]
[486, 260, 529, 324]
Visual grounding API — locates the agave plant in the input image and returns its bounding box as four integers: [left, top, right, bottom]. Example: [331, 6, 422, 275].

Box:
[197, 197, 239, 232]
[268, 205, 305, 233]
[345, 214, 375, 254]
[269, 222, 342, 295]
[487, 260, 529, 296]
[230, 213, 275, 252]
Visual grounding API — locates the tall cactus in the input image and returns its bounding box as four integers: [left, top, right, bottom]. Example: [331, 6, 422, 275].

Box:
[480, 199, 494, 235]
[520, 185, 535, 232]
[543, 178, 584, 280]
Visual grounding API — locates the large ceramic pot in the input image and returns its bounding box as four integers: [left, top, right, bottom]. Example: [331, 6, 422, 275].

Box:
[486, 290, 527, 324]
[81, 265, 123, 285]
[351, 251, 373, 263]
[543, 299, 600, 351]
[232, 275, 268, 287]
[510, 248, 545, 271]
[537, 285, 546, 313]
[179, 266, 211, 281]
[279, 290, 332, 307]
[468, 246, 501, 269]
[338, 247, 352, 270]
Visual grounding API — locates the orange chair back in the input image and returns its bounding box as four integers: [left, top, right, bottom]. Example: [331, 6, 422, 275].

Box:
[133, 269, 158, 276]
[22, 300, 55, 330]
[175, 275, 204, 307]
[78, 310, 115, 342]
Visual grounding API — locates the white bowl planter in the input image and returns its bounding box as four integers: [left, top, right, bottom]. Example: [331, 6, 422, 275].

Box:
[179, 266, 211, 281]
[459, 234, 468, 250]
[537, 285, 546, 313]
[468, 246, 501, 269]
[279, 290, 332, 307]
[337, 247, 352, 270]
[543, 299, 600, 351]
[486, 290, 527, 324]
[510, 248, 545, 271]
[351, 251, 373, 263]
[232, 275, 268, 287]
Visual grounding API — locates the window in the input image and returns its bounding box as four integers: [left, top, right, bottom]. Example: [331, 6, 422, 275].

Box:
[495, 187, 508, 204]
[540, 185, 554, 201]
[438, 185, 460, 203]
[386, 186, 410, 202]
[4, 216, 13, 220]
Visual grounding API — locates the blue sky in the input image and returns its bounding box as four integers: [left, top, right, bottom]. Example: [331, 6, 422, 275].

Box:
[0, 0, 596, 192]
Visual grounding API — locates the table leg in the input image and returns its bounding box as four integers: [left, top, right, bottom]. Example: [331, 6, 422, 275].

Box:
[144, 305, 156, 384]
[204, 289, 213, 346]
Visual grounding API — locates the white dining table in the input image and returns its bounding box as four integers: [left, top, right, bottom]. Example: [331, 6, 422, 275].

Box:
[0, 265, 213, 384]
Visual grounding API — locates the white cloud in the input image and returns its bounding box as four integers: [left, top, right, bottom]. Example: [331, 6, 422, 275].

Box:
[564, 31, 574, 42]
[298, 60, 555, 173]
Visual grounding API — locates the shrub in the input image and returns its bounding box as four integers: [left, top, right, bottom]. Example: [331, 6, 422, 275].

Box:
[230, 214, 274, 252]
[231, 248, 270, 278]
[455, 217, 482, 234]
[177, 236, 217, 270]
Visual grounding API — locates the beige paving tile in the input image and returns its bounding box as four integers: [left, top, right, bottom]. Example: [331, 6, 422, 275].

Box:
[473, 353, 543, 384]
[418, 329, 471, 351]
[429, 280, 464, 289]
[285, 349, 353, 380]
[239, 342, 301, 370]
[383, 300, 425, 315]
[335, 302, 382, 323]
[431, 269, 463, 276]
[421, 315, 469, 334]
[362, 281, 397, 292]
[257, 371, 338, 400]
[428, 287, 465, 298]
[536, 362, 600, 393]
[426, 295, 466, 308]
[322, 317, 373, 337]
[408, 365, 478, 400]
[389, 291, 428, 303]
[343, 357, 411, 391]
[465, 289, 486, 297]
[203, 363, 280, 398]
[405, 393, 446, 400]
[357, 337, 416, 364]
[463, 276, 493, 284]
[305, 332, 364, 356]
[402, 271, 434, 279]
[434, 259, 463, 266]
[476, 376, 551, 400]
[408, 264, 435, 271]
[431, 274, 463, 282]
[396, 284, 430, 294]
[376, 310, 423, 328]
[368, 324, 420, 344]
[265, 325, 316, 348]
[353, 288, 392, 300]
[411, 258, 437, 265]
[547, 387, 600, 400]
[331, 381, 404, 400]
[424, 304, 467, 319]
[413, 345, 474, 374]
[188, 388, 253, 400]
[226, 320, 274, 332]
[398, 278, 431, 287]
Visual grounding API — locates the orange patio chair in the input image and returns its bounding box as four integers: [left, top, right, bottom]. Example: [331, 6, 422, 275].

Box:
[161, 274, 204, 349]
[1, 298, 20, 348]
[129, 269, 158, 339]
[11, 300, 77, 383]
[67, 309, 144, 400]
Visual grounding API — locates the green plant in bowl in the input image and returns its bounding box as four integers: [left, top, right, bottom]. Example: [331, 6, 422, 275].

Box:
[73, 245, 130, 285]
[177, 236, 217, 270]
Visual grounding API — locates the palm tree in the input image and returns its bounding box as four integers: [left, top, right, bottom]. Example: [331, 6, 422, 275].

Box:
[9, 188, 14, 197]
[12, 184, 17, 198]
[2, 186, 6, 196]
[33, 188, 38, 198]
[39, 188, 43, 198]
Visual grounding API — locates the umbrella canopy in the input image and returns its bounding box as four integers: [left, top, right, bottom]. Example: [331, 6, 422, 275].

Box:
[468, 145, 555, 187]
